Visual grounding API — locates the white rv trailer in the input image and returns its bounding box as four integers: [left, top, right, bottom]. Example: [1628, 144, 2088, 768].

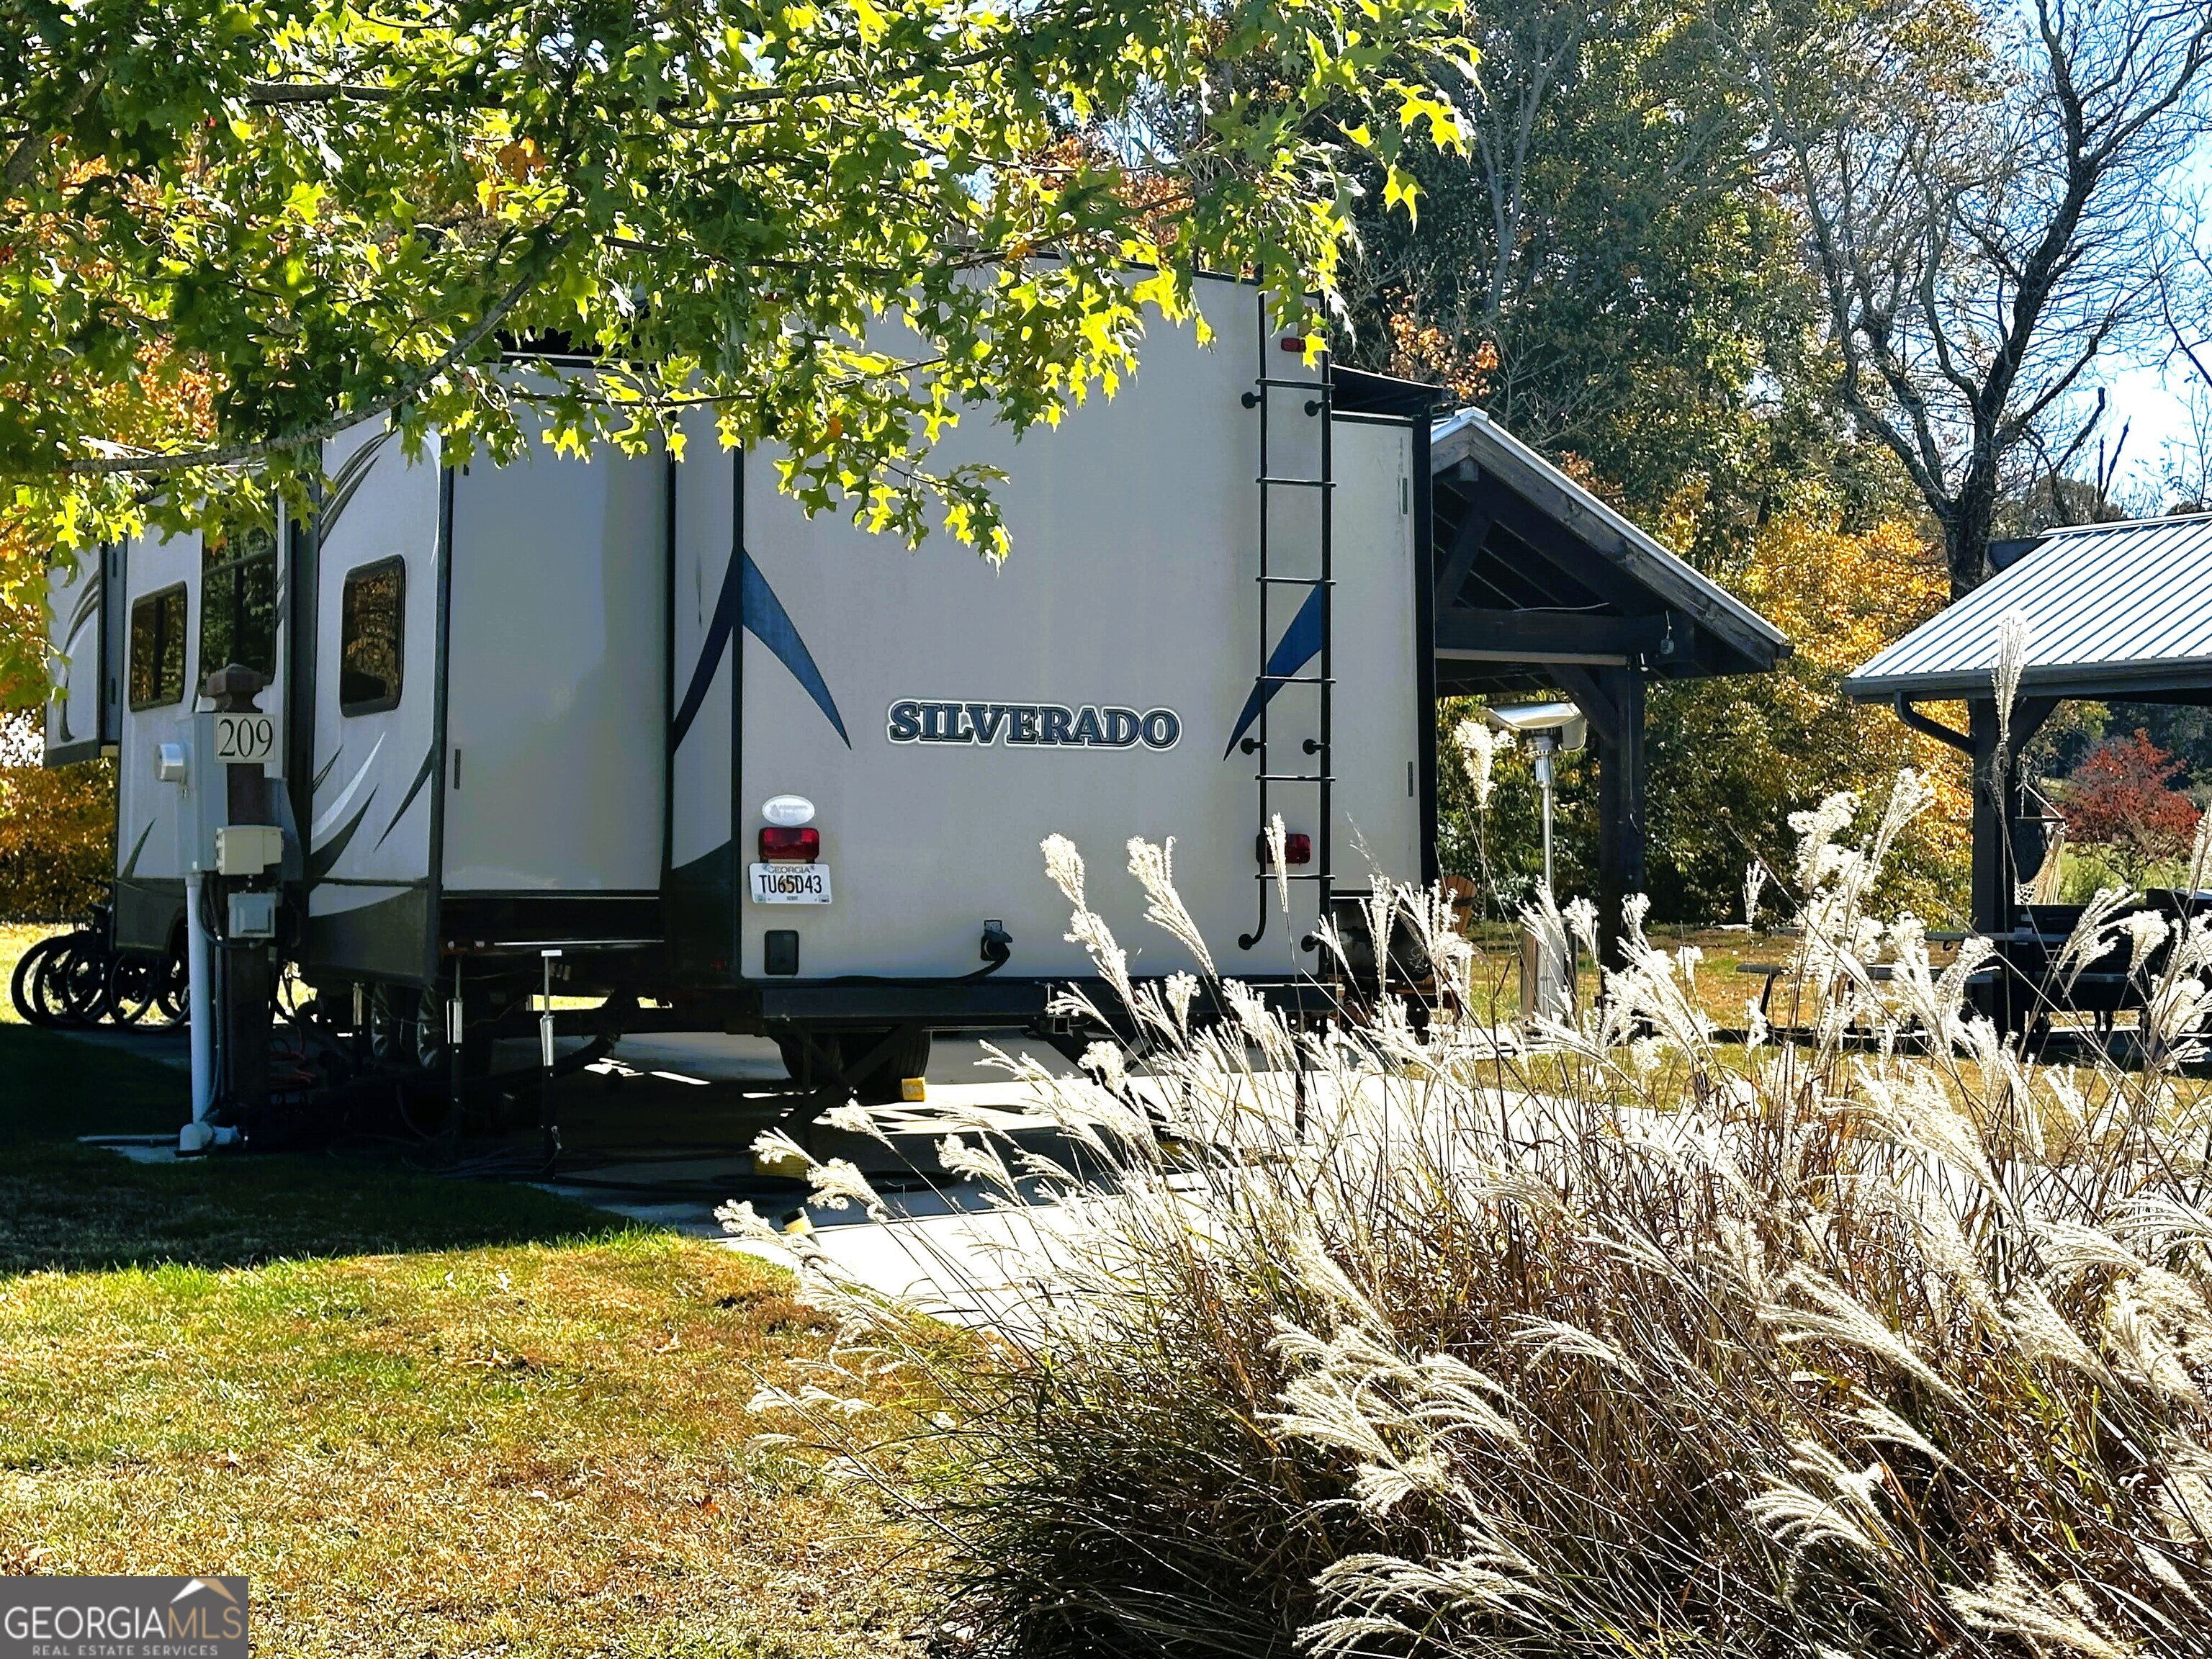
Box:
[52, 276, 1440, 1093]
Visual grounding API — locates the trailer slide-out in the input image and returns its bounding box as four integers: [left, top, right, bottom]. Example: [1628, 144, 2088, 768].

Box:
[51, 275, 1439, 1101]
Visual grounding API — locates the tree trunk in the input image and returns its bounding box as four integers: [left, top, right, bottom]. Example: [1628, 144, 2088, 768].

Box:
[1943, 460, 2002, 598]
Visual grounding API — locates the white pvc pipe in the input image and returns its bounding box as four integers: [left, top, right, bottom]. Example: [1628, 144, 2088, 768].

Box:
[1536, 748, 1557, 896]
[184, 869, 215, 1124]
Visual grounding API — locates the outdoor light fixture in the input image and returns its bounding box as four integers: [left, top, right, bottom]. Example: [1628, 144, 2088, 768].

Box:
[1486, 701, 1590, 1029]
[1484, 702, 1586, 894]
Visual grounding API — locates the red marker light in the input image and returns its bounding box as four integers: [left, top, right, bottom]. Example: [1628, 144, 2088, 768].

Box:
[1280, 336, 1310, 353]
[1255, 832, 1312, 866]
[759, 826, 820, 862]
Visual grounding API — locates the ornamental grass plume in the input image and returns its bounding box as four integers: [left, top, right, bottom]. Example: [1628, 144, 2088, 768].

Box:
[741, 772, 2212, 1658]
[1451, 717, 1511, 917]
[1450, 716, 1511, 811]
[1993, 608, 2033, 761]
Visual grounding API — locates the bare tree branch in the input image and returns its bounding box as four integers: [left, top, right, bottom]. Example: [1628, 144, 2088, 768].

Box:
[243, 80, 400, 105]
[1740, 0, 2212, 593]
[0, 65, 106, 202]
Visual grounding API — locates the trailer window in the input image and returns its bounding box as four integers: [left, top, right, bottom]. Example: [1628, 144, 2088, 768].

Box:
[339, 558, 405, 715]
[127, 583, 189, 710]
[199, 524, 279, 680]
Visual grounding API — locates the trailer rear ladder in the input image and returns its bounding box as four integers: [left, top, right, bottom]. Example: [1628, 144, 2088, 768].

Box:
[1238, 294, 1333, 953]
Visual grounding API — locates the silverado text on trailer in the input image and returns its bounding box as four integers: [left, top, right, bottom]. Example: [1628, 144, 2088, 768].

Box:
[43, 274, 1441, 1138]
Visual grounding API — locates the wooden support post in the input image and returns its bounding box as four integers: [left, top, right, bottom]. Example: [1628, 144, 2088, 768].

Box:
[1556, 663, 1646, 971]
[1969, 699, 2008, 942]
[1594, 667, 1645, 971]
[1969, 696, 2062, 938]
[1969, 695, 2059, 1030]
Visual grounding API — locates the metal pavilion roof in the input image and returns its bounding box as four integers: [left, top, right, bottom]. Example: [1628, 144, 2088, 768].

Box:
[1845, 513, 2212, 703]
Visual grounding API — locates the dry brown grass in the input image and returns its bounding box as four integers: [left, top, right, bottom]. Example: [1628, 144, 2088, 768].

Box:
[0, 1231, 933, 1657]
[750, 804, 2212, 1656]
[1457, 922, 1984, 1032]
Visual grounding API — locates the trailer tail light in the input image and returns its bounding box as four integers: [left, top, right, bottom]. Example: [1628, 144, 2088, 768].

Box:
[759, 826, 820, 862]
[1280, 335, 1310, 354]
[1256, 831, 1312, 866]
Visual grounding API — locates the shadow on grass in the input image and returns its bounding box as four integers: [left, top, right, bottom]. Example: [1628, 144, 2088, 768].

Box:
[0, 1025, 622, 1278]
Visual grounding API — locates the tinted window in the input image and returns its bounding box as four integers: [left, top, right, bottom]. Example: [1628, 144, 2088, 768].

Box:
[128, 584, 189, 710]
[199, 524, 279, 680]
[339, 558, 405, 715]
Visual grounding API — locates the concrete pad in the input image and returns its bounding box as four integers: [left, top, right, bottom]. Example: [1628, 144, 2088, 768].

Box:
[78, 1135, 184, 1164]
[737, 1200, 1080, 1329]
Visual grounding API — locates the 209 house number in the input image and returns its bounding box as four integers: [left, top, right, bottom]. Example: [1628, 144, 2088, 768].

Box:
[214, 712, 277, 764]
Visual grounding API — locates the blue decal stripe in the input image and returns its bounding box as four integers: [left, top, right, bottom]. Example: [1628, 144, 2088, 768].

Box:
[742, 553, 851, 747]
[669, 549, 743, 749]
[670, 549, 851, 750]
[1224, 585, 1326, 757]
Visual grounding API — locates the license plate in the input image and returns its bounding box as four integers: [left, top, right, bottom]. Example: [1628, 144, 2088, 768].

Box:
[750, 862, 832, 904]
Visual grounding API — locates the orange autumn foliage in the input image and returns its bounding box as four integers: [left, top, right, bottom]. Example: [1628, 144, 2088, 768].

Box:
[4, 164, 217, 708]
[1385, 308, 1498, 406]
[1630, 506, 1973, 923]
[1737, 515, 1972, 892]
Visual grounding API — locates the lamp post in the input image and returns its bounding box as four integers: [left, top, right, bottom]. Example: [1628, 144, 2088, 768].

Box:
[1485, 702, 1589, 1024]
[1529, 729, 1560, 894]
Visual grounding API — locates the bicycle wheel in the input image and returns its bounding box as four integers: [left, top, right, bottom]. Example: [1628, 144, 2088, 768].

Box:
[51, 932, 112, 1025]
[29, 932, 94, 1025]
[10, 934, 67, 1025]
[106, 953, 161, 1025]
[153, 948, 189, 1025]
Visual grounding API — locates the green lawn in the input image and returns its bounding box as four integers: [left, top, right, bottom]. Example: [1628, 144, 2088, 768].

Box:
[1457, 922, 1784, 1029]
[0, 1017, 931, 1656]
[1, 920, 51, 1022]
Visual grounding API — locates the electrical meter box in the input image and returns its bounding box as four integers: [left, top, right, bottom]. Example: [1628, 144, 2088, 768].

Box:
[227, 890, 279, 939]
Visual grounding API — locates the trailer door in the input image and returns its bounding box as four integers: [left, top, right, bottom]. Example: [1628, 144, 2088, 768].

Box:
[303, 423, 444, 983]
[42, 547, 111, 766]
[1324, 414, 1425, 886]
[107, 513, 292, 953]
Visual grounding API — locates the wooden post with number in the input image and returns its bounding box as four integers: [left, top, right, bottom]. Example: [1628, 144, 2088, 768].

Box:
[204, 662, 274, 1119]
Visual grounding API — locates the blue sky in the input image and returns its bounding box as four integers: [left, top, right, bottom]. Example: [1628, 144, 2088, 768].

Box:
[2091, 136, 2210, 507]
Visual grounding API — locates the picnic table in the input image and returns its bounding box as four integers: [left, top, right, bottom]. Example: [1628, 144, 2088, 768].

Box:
[1733, 938, 1980, 1021]
[1735, 930, 2148, 1035]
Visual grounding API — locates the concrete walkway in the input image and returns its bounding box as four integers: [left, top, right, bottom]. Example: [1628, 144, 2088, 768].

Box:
[549, 1031, 1102, 1326]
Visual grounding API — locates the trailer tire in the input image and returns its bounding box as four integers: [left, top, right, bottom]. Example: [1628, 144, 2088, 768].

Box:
[413, 994, 447, 1072]
[367, 984, 410, 1065]
[151, 947, 188, 1026]
[853, 1025, 931, 1105]
[105, 953, 161, 1025]
[778, 1026, 930, 1105]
